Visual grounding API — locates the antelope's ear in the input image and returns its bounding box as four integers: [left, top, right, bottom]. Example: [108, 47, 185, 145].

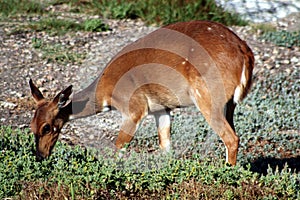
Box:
[29, 79, 44, 103]
[52, 85, 73, 109]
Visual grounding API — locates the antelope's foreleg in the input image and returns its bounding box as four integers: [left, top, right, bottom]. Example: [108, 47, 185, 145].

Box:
[154, 111, 171, 152]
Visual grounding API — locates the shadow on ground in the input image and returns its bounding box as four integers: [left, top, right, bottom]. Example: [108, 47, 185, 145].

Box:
[249, 156, 300, 175]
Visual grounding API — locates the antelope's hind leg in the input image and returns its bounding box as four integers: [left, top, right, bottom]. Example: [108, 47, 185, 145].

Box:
[222, 98, 239, 165]
[192, 89, 239, 165]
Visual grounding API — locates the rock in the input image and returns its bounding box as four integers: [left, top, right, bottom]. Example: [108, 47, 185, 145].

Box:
[281, 59, 290, 64]
[0, 101, 17, 109]
[291, 57, 299, 63]
[217, 0, 300, 23]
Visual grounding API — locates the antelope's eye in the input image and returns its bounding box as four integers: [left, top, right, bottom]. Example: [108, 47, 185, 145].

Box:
[42, 124, 51, 135]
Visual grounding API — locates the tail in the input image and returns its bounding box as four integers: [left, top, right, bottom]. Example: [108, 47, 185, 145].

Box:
[233, 41, 255, 104]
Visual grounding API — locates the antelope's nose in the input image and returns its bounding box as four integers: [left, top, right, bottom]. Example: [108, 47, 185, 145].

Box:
[36, 151, 46, 162]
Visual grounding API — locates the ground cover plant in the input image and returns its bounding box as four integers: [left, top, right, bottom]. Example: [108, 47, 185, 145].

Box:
[251, 22, 300, 48]
[0, 0, 299, 199]
[1, 65, 299, 199]
[261, 30, 300, 48]
[1, 114, 299, 199]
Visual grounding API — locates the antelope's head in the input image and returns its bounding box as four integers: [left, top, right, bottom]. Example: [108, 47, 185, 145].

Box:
[29, 79, 73, 160]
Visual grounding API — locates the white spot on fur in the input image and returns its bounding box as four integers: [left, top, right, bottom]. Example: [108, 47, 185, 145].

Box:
[182, 58, 189, 65]
[207, 27, 212, 31]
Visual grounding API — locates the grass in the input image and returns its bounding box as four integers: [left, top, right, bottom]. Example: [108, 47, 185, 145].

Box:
[1, 65, 299, 199]
[0, 0, 44, 16]
[6, 16, 109, 65]
[250, 23, 277, 34]
[0, 0, 247, 26]
[28, 17, 110, 33]
[93, 0, 247, 26]
[8, 17, 110, 35]
[31, 37, 87, 64]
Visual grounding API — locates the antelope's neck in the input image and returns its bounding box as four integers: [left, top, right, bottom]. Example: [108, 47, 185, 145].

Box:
[69, 76, 104, 120]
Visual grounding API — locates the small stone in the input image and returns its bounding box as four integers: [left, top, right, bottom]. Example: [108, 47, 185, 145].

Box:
[281, 60, 290, 64]
[15, 92, 23, 98]
[89, 135, 95, 140]
[272, 48, 279, 54]
[291, 57, 299, 63]
[39, 87, 47, 93]
[0, 101, 17, 109]
[36, 79, 43, 85]
[46, 75, 54, 81]
[265, 64, 273, 69]
[254, 55, 260, 61]
[285, 68, 292, 74]
[262, 54, 270, 61]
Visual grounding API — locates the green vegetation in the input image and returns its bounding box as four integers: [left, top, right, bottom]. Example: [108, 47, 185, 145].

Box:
[28, 18, 109, 33]
[1, 126, 299, 199]
[9, 17, 110, 35]
[94, 0, 247, 25]
[261, 30, 300, 48]
[0, 0, 44, 16]
[0, 0, 247, 27]
[31, 37, 87, 64]
[251, 23, 300, 48]
[250, 23, 277, 34]
[1, 66, 299, 199]
[84, 18, 110, 32]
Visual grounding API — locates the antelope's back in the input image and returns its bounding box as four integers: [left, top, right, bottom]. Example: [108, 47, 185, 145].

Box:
[97, 20, 254, 111]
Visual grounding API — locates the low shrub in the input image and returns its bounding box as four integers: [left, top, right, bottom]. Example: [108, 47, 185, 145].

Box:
[261, 30, 300, 47]
[0, 126, 299, 199]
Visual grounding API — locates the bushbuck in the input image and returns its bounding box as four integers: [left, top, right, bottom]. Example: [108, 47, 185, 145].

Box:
[29, 20, 254, 165]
